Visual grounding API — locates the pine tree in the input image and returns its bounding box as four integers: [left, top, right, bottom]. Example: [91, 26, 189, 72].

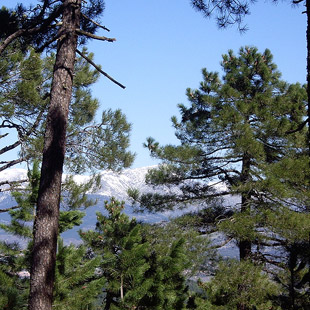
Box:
[191, 0, 310, 178]
[131, 46, 308, 260]
[81, 198, 191, 310]
[53, 239, 105, 310]
[81, 199, 154, 310]
[202, 259, 281, 310]
[0, 2, 128, 309]
[0, 162, 105, 310]
[0, 46, 133, 214]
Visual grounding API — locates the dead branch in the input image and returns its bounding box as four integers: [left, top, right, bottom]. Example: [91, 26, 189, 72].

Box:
[0, 133, 9, 139]
[0, 141, 21, 156]
[76, 29, 116, 42]
[0, 107, 45, 156]
[35, 32, 62, 53]
[81, 13, 110, 31]
[0, 157, 29, 173]
[211, 237, 233, 249]
[0, 205, 20, 213]
[76, 49, 126, 89]
[0, 179, 28, 187]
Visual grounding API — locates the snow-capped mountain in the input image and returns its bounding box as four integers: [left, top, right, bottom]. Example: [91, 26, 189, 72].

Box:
[0, 166, 239, 258]
[0, 166, 155, 202]
[0, 166, 177, 245]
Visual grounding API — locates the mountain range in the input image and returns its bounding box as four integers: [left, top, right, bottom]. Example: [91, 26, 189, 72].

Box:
[0, 166, 238, 257]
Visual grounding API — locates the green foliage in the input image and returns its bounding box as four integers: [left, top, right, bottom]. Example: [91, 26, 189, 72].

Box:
[0, 241, 28, 310]
[132, 46, 308, 254]
[0, 162, 104, 309]
[142, 215, 218, 277]
[81, 198, 154, 309]
[53, 239, 105, 310]
[81, 198, 191, 309]
[129, 46, 310, 306]
[0, 161, 40, 239]
[204, 260, 281, 309]
[137, 46, 307, 210]
[0, 47, 134, 174]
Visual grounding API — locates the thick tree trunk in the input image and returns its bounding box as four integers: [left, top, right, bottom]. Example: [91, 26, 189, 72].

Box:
[28, 1, 81, 310]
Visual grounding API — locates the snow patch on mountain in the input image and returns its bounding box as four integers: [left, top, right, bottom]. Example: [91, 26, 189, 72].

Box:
[0, 166, 156, 202]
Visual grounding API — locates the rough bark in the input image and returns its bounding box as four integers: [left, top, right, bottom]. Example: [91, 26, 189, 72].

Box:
[28, 1, 81, 310]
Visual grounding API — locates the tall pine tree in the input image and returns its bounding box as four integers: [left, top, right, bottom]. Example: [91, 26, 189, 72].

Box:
[130, 46, 308, 260]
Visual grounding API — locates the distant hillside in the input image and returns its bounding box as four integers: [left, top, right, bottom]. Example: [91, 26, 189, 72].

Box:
[0, 166, 239, 258]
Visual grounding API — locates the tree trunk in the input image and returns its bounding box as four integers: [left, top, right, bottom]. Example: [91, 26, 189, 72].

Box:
[239, 152, 252, 260]
[28, 1, 81, 310]
[307, 0, 310, 162]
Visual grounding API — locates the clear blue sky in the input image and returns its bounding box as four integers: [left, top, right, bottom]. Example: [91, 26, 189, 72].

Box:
[1, 0, 307, 169]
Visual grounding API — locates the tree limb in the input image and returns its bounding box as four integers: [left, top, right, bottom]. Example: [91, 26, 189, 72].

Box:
[76, 49, 126, 89]
[0, 205, 20, 213]
[285, 118, 308, 134]
[0, 4, 63, 55]
[76, 29, 116, 42]
[0, 108, 45, 156]
[0, 157, 29, 173]
[81, 13, 110, 31]
[0, 179, 28, 187]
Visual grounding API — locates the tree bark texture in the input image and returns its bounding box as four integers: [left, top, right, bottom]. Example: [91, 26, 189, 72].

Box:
[28, 1, 81, 310]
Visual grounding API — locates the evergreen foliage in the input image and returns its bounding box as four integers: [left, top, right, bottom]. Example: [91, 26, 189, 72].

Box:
[81, 198, 191, 310]
[0, 162, 105, 309]
[201, 259, 280, 309]
[128, 46, 310, 307]
[131, 46, 308, 257]
[191, 0, 255, 31]
[0, 47, 134, 176]
[53, 239, 105, 310]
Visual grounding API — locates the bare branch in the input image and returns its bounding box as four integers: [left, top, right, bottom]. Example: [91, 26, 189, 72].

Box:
[0, 133, 9, 139]
[0, 179, 28, 187]
[0, 107, 45, 156]
[0, 157, 29, 173]
[35, 32, 62, 53]
[76, 49, 126, 89]
[76, 29, 116, 42]
[0, 141, 21, 156]
[0, 206, 20, 213]
[81, 13, 110, 31]
[211, 237, 233, 249]
[0, 29, 27, 55]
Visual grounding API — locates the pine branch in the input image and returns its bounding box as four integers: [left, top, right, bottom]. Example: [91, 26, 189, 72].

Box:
[0, 157, 29, 172]
[35, 32, 62, 53]
[0, 4, 63, 55]
[0, 205, 20, 213]
[0, 141, 21, 156]
[81, 13, 110, 31]
[210, 237, 233, 249]
[75, 29, 116, 42]
[285, 118, 308, 134]
[76, 49, 126, 89]
[0, 179, 28, 187]
[0, 108, 45, 156]
[0, 133, 9, 139]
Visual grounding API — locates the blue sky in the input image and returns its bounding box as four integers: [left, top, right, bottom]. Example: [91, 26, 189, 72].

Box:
[1, 0, 307, 169]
